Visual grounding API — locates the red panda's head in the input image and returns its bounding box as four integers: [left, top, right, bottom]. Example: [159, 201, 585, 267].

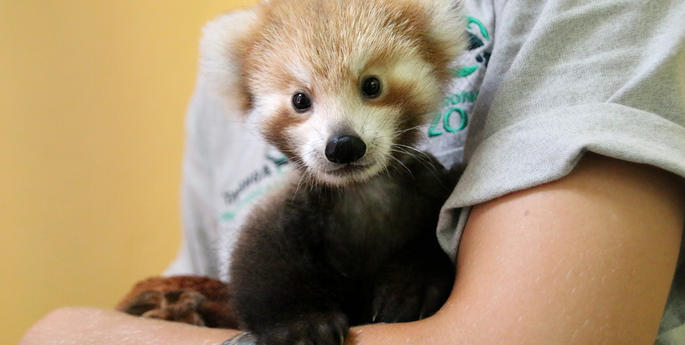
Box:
[201, 0, 464, 186]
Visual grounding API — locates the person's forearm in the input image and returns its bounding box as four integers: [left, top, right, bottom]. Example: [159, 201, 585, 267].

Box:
[20, 307, 240, 345]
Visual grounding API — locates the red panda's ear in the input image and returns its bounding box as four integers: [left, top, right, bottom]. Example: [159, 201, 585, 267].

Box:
[200, 9, 259, 114]
[414, 0, 466, 78]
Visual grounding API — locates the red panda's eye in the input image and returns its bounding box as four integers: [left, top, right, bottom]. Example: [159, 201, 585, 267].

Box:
[292, 92, 312, 113]
[361, 77, 382, 99]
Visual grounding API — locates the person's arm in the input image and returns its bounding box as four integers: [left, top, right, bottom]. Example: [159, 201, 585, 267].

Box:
[19, 307, 240, 345]
[348, 153, 684, 345]
[21, 155, 683, 345]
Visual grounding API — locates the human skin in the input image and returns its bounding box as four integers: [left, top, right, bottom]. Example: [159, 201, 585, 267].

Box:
[20, 154, 685, 345]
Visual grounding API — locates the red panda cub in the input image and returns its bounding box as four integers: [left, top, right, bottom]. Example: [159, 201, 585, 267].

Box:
[202, 0, 465, 344]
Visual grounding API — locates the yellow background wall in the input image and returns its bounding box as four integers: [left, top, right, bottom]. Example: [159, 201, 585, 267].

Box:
[1, 1, 255, 343]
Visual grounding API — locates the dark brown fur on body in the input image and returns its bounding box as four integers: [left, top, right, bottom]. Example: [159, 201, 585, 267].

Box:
[230, 154, 456, 344]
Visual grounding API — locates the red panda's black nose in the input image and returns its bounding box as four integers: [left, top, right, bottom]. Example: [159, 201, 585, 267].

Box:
[325, 135, 366, 164]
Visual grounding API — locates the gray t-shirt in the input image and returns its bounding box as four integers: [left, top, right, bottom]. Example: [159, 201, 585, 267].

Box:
[166, 0, 685, 342]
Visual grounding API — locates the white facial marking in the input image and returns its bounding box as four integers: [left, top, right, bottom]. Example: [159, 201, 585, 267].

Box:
[257, 52, 441, 186]
[284, 85, 401, 186]
[250, 93, 284, 128]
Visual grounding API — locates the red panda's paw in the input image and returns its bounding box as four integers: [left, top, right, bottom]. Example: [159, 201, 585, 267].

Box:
[256, 312, 348, 345]
[370, 276, 424, 323]
[370, 258, 454, 323]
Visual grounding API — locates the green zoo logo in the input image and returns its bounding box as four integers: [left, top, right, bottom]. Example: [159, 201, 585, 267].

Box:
[428, 90, 478, 137]
[428, 106, 468, 137]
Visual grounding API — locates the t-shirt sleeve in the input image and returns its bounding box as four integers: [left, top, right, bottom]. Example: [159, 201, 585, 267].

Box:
[164, 79, 222, 278]
[437, 0, 685, 260]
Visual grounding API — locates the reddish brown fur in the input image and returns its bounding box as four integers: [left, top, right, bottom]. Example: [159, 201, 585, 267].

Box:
[261, 107, 308, 161]
[116, 276, 238, 329]
[240, 0, 456, 104]
[231, 0, 458, 168]
[231, 26, 262, 113]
